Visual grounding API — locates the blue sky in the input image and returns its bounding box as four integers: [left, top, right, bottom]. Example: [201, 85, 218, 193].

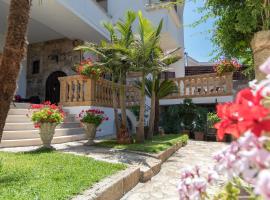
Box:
[184, 0, 215, 62]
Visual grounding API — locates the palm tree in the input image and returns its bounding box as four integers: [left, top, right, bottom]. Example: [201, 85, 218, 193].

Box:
[147, 49, 181, 139]
[135, 77, 178, 137]
[130, 11, 163, 143]
[74, 11, 136, 141]
[0, 0, 31, 143]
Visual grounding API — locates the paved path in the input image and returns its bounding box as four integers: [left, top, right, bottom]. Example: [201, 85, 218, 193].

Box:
[121, 140, 228, 200]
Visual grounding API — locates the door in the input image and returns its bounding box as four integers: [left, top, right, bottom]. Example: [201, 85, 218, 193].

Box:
[45, 71, 67, 104]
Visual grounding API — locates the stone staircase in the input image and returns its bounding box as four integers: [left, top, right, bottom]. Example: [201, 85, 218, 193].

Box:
[1, 103, 85, 148]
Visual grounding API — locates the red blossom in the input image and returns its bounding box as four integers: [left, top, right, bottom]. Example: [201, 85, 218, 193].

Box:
[215, 88, 270, 140]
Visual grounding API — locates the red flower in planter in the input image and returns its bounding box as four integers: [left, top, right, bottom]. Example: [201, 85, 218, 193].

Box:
[215, 88, 270, 140]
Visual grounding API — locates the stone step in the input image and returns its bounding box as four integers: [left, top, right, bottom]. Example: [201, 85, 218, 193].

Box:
[5, 115, 77, 123]
[4, 122, 82, 131]
[8, 109, 29, 115]
[10, 103, 30, 109]
[2, 127, 85, 140]
[0, 134, 86, 148]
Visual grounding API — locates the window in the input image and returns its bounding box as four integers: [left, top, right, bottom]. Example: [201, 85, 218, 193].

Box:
[32, 60, 40, 74]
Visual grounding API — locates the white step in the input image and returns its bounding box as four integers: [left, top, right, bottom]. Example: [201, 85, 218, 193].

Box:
[10, 103, 30, 109]
[4, 122, 82, 131]
[2, 128, 85, 140]
[8, 109, 29, 115]
[0, 134, 86, 148]
[6, 115, 30, 123]
[5, 115, 78, 123]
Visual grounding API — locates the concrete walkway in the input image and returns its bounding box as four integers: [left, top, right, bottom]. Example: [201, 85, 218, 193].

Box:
[121, 140, 228, 200]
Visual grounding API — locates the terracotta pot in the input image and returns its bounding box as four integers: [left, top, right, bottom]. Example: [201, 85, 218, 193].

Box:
[82, 123, 97, 146]
[39, 123, 57, 149]
[194, 131, 204, 141]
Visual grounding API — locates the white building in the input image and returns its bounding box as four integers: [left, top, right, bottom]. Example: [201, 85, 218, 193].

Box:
[0, 0, 187, 147]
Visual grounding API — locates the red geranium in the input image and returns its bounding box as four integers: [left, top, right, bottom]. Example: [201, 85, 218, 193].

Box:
[215, 88, 270, 140]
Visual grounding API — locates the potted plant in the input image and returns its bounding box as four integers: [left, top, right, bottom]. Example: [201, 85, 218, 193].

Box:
[194, 107, 207, 141]
[206, 112, 220, 141]
[78, 109, 108, 145]
[214, 59, 241, 76]
[29, 101, 65, 149]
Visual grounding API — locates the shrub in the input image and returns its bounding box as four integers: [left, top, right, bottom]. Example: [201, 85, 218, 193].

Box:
[207, 112, 220, 128]
[161, 99, 208, 133]
[29, 101, 65, 128]
[73, 59, 104, 79]
[78, 109, 108, 127]
[194, 107, 208, 132]
[214, 59, 241, 76]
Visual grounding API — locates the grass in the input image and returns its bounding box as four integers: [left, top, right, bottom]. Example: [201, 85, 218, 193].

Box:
[96, 134, 189, 153]
[0, 150, 126, 200]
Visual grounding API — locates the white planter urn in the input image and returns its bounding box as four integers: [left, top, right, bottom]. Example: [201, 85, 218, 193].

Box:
[82, 123, 97, 146]
[39, 123, 57, 149]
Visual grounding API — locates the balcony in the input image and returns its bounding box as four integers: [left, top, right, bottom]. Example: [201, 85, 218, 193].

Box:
[165, 73, 233, 99]
[58, 75, 140, 107]
[58, 73, 233, 108]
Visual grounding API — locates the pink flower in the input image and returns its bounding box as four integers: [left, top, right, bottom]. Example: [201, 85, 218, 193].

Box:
[255, 170, 270, 200]
[259, 57, 270, 75]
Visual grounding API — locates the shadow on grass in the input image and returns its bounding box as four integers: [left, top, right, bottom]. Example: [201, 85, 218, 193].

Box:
[23, 147, 55, 155]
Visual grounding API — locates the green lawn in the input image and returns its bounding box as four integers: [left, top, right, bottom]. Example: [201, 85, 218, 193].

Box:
[0, 150, 125, 200]
[96, 134, 189, 153]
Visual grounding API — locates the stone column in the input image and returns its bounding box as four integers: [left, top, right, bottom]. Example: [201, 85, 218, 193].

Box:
[251, 31, 270, 80]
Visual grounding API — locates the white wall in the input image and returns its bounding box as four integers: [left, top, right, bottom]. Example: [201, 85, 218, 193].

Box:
[0, 33, 27, 98]
[107, 0, 185, 77]
[16, 60, 27, 98]
[160, 96, 234, 105]
[64, 106, 138, 137]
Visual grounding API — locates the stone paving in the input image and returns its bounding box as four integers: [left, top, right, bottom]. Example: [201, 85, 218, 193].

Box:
[121, 140, 228, 200]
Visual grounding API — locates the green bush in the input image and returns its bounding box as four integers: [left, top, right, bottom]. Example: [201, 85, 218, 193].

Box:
[160, 99, 208, 133]
[207, 112, 220, 128]
[194, 107, 208, 132]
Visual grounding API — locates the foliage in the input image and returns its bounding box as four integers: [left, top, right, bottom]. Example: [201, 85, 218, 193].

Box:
[73, 59, 104, 79]
[0, 151, 125, 200]
[207, 112, 220, 128]
[199, 0, 270, 77]
[214, 59, 241, 76]
[78, 109, 108, 127]
[134, 77, 178, 99]
[194, 107, 208, 132]
[129, 106, 140, 120]
[161, 99, 207, 133]
[29, 101, 65, 128]
[96, 134, 188, 153]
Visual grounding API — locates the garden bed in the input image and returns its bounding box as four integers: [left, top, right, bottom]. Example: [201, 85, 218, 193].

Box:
[95, 134, 188, 153]
[0, 149, 125, 200]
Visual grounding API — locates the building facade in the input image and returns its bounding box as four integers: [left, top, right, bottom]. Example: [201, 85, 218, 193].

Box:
[0, 0, 185, 104]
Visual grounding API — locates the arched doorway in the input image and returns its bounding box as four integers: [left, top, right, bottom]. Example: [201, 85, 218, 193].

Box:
[45, 71, 67, 104]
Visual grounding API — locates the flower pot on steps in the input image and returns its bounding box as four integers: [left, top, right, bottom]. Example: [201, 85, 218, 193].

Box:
[39, 123, 57, 149]
[82, 123, 97, 146]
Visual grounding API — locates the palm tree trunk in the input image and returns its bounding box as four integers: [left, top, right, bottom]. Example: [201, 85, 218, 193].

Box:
[112, 75, 120, 139]
[154, 97, 160, 134]
[119, 73, 128, 130]
[147, 75, 156, 139]
[0, 0, 31, 143]
[137, 72, 145, 143]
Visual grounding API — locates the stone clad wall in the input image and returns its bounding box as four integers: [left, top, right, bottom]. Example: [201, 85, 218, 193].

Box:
[26, 38, 82, 101]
